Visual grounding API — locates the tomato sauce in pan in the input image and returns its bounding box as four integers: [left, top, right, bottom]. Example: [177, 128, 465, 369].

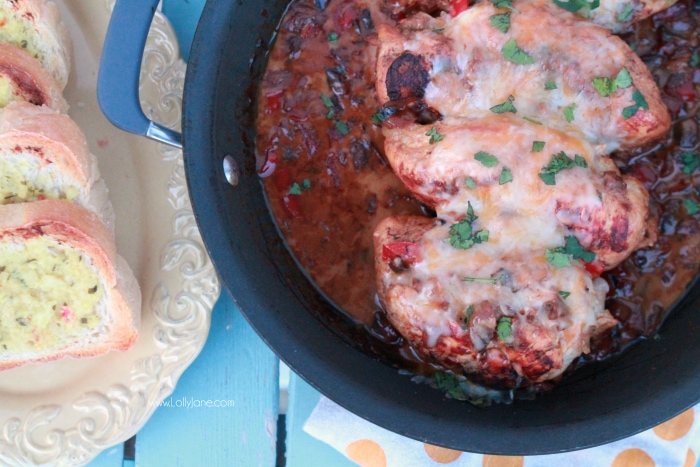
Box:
[255, 0, 700, 376]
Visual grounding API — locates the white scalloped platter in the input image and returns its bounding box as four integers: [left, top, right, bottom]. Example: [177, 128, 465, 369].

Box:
[0, 1, 220, 465]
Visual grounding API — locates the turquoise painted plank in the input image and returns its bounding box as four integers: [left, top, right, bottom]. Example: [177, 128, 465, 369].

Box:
[286, 373, 358, 467]
[162, 0, 206, 61]
[134, 293, 279, 466]
[86, 445, 123, 467]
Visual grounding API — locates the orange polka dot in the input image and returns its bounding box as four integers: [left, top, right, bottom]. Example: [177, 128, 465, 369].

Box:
[612, 448, 655, 467]
[683, 449, 697, 467]
[345, 439, 387, 467]
[482, 454, 524, 467]
[423, 443, 462, 463]
[653, 409, 695, 441]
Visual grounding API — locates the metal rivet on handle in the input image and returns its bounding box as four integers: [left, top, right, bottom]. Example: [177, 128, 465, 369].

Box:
[223, 155, 240, 186]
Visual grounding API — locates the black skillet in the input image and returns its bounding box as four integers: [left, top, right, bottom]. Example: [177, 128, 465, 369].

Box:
[97, 0, 700, 455]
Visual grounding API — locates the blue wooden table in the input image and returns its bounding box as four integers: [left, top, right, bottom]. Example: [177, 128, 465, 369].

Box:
[86, 2, 355, 466]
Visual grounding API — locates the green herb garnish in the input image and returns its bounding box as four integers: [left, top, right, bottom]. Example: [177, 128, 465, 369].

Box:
[448, 202, 489, 249]
[288, 182, 302, 195]
[462, 304, 475, 330]
[499, 167, 513, 185]
[539, 151, 588, 185]
[546, 235, 596, 266]
[328, 32, 338, 44]
[335, 121, 350, 135]
[302, 179, 312, 190]
[564, 103, 578, 123]
[684, 199, 700, 215]
[501, 39, 535, 65]
[690, 49, 700, 68]
[622, 89, 649, 119]
[490, 95, 517, 114]
[532, 141, 546, 152]
[553, 0, 600, 17]
[544, 80, 557, 91]
[434, 372, 467, 400]
[465, 177, 477, 189]
[559, 290, 571, 299]
[681, 152, 699, 174]
[489, 12, 511, 33]
[475, 151, 500, 167]
[592, 67, 632, 97]
[523, 116, 543, 125]
[426, 126, 445, 144]
[497, 317, 512, 340]
[321, 94, 335, 119]
[371, 107, 397, 125]
[462, 276, 499, 284]
[489, 0, 518, 11]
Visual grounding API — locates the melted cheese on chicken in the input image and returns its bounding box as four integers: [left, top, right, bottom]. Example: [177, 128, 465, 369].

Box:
[0, 235, 104, 352]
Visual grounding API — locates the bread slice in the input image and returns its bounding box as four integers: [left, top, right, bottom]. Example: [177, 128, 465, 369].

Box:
[0, 42, 66, 112]
[0, 101, 114, 229]
[0, 199, 141, 370]
[0, 0, 71, 89]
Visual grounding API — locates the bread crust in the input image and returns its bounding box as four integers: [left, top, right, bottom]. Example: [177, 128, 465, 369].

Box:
[0, 101, 114, 228]
[0, 42, 67, 112]
[0, 200, 140, 370]
[0, 0, 71, 89]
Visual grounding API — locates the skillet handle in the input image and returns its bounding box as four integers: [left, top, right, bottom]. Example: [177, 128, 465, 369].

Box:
[97, 0, 183, 149]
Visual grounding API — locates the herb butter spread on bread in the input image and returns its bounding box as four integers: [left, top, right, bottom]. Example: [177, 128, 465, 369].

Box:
[0, 200, 141, 370]
[0, 102, 114, 230]
[0, 0, 71, 89]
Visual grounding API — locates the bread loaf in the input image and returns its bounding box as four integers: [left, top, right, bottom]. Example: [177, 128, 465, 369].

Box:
[0, 0, 71, 89]
[0, 199, 140, 370]
[0, 101, 114, 229]
[0, 41, 66, 112]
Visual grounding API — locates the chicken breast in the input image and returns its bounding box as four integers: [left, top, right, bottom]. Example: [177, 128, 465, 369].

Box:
[375, 0, 670, 152]
[374, 215, 616, 389]
[382, 114, 657, 270]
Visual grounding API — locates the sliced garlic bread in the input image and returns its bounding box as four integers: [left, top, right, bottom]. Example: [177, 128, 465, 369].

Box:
[0, 199, 140, 370]
[0, 101, 113, 229]
[0, 0, 70, 89]
[0, 42, 66, 111]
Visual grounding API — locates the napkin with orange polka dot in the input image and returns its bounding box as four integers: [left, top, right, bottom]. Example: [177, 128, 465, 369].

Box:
[304, 397, 699, 467]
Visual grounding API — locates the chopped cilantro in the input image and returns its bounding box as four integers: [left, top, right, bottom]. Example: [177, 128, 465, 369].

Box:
[321, 94, 333, 108]
[501, 39, 535, 65]
[328, 32, 338, 44]
[691, 49, 700, 68]
[564, 103, 578, 123]
[617, 3, 634, 21]
[489, 0, 518, 11]
[544, 80, 557, 90]
[523, 116, 543, 125]
[433, 27, 445, 33]
[532, 141, 546, 152]
[490, 95, 517, 114]
[653, 333, 662, 341]
[489, 12, 511, 33]
[302, 179, 312, 190]
[681, 152, 699, 174]
[465, 176, 477, 189]
[475, 151, 500, 167]
[592, 68, 632, 97]
[426, 126, 445, 144]
[288, 182, 302, 195]
[434, 372, 467, 400]
[335, 121, 350, 135]
[564, 235, 596, 262]
[371, 107, 396, 125]
[553, 0, 600, 17]
[539, 151, 588, 185]
[497, 317, 512, 340]
[499, 167, 513, 185]
[546, 248, 571, 267]
[622, 89, 649, 119]
[448, 202, 489, 249]
[684, 198, 700, 215]
[559, 290, 571, 299]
